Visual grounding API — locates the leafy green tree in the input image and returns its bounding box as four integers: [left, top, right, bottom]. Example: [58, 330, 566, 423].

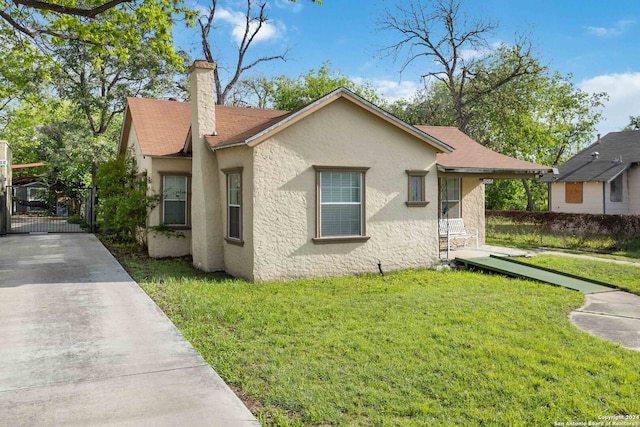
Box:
[267, 62, 383, 111]
[0, 0, 194, 64]
[45, 36, 185, 135]
[623, 115, 640, 131]
[386, 83, 456, 125]
[96, 156, 157, 243]
[38, 102, 120, 188]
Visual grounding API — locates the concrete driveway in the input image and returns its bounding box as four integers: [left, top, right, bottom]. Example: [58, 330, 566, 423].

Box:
[0, 234, 260, 426]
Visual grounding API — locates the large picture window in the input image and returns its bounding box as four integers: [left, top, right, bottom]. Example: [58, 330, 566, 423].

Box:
[314, 166, 369, 243]
[162, 175, 188, 225]
[223, 167, 243, 244]
[439, 177, 460, 218]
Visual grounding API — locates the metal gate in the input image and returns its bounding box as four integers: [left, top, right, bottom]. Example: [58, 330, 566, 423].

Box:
[2, 184, 95, 234]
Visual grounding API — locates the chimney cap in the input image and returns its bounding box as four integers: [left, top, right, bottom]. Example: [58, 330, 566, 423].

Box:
[189, 60, 216, 72]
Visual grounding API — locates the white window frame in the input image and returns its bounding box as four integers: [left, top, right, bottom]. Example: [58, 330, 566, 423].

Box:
[439, 177, 461, 219]
[223, 167, 243, 245]
[162, 175, 188, 226]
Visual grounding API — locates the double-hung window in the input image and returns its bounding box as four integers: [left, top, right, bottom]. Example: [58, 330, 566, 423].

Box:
[162, 175, 188, 226]
[314, 166, 369, 243]
[223, 167, 243, 245]
[439, 177, 460, 218]
[406, 170, 428, 207]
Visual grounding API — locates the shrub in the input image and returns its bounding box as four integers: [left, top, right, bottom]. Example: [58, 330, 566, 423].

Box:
[96, 156, 157, 244]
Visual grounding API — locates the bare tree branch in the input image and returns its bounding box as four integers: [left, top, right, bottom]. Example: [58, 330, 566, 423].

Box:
[198, 0, 288, 105]
[12, 0, 133, 18]
[379, 0, 539, 132]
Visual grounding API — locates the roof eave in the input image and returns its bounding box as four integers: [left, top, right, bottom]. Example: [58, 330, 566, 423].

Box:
[437, 165, 553, 176]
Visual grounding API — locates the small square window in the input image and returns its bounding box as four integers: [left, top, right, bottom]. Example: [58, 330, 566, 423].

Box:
[406, 170, 428, 207]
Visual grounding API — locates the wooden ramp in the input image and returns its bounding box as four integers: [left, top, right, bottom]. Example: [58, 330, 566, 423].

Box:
[455, 256, 617, 294]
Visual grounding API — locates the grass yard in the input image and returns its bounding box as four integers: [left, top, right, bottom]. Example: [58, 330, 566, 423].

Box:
[115, 251, 640, 427]
[486, 217, 640, 259]
[522, 254, 640, 295]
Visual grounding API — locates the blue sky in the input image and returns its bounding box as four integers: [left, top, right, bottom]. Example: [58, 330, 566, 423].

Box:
[176, 0, 640, 136]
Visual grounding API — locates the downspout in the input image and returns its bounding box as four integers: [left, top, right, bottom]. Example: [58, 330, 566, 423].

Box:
[602, 182, 606, 215]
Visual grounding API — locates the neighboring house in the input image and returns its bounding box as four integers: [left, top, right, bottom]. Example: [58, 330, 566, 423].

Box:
[118, 60, 551, 281]
[1, 141, 11, 233]
[542, 130, 640, 214]
[10, 163, 48, 215]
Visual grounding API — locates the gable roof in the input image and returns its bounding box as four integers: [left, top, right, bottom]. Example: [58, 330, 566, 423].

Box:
[417, 126, 552, 174]
[206, 88, 453, 154]
[541, 130, 640, 183]
[119, 97, 192, 157]
[205, 107, 291, 149]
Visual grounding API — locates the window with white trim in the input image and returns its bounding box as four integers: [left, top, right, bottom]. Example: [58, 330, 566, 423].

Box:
[162, 175, 187, 225]
[314, 166, 369, 240]
[439, 177, 460, 218]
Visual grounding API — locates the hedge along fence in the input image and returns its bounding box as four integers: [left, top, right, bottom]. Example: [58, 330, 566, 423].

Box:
[486, 210, 640, 243]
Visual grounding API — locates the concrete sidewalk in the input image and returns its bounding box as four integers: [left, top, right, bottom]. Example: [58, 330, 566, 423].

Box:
[0, 234, 260, 426]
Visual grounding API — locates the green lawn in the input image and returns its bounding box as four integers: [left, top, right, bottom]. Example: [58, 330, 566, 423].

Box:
[119, 254, 640, 427]
[522, 254, 640, 295]
[486, 217, 640, 259]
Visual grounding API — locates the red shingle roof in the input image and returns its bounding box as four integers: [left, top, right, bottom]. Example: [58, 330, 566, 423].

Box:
[205, 107, 290, 148]
[126, 97, 192, 156]
[417, 126, 551, 173]
[125, 97, 290, 155]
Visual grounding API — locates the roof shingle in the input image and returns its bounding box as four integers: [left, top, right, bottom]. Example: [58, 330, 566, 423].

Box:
[126, 97, 192, 156]
[540, 130, 640, 183]
[417, 126, 551, 173]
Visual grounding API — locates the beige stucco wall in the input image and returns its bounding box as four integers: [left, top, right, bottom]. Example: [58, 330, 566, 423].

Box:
[215, 145, 254, 279]
[148, 157, 192, 258]
[124, 124, 192, 258]
[250, 97, 440, 282]
[461, 176, 485, 245]
[550, 181, 612, 214]
[190, 63, 224, 271]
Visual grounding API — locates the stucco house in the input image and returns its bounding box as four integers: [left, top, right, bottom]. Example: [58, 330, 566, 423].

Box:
[542, 130, 640, 214]
[118, 60, 550, 281]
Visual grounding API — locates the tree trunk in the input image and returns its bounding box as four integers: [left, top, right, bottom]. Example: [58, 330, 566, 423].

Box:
[522, 178, 535, 211]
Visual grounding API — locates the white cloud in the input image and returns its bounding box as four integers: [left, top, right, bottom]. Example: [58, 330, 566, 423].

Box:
[363, 78, 420, 103]
[274, 0, 303, 13]
[586, 19, 635, 37]
[216, 7, 285, 45]
[579, 72, 640, 133]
